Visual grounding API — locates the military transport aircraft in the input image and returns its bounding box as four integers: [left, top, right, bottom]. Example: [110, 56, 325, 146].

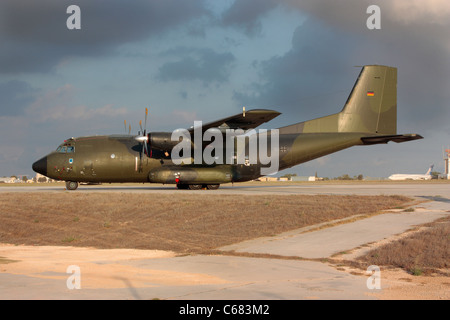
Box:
[32, 65, 422, 190]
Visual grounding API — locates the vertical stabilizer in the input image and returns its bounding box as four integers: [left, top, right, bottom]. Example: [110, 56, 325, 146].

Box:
[278, 65, 398, 135]
[339, 65, 397, 134]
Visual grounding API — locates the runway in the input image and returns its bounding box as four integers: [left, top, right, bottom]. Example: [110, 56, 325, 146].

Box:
[2, 181, 450, 197]
[0, 182, 449, 300]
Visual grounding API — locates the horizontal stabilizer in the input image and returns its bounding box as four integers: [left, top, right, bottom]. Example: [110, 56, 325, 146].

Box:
[361, 134, 423, 145]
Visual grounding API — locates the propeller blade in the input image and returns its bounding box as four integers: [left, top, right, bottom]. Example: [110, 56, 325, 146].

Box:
[144, 107, 148, 135]
[134, 108, 149, 157]
[144, 107, 149, 156]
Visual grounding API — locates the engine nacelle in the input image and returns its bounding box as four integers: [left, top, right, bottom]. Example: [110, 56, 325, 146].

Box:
[148, 132, 189, 151]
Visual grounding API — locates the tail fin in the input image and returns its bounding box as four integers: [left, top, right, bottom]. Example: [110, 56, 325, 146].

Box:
[279, 65, 397, 134]
[425, 165, 434, 175]
[339, 65, 397, 134]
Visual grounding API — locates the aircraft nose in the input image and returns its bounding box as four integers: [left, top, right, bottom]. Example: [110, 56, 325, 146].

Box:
[32, 156, 47, 176]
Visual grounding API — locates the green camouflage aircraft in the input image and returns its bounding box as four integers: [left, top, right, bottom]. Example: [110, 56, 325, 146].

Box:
[32, 65, 422, 190]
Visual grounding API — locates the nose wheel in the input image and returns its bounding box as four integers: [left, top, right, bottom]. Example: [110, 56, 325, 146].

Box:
[65, 181, 78, 190]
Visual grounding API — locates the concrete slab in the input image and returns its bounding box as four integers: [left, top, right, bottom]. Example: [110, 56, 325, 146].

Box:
[220, 205, 448, 259]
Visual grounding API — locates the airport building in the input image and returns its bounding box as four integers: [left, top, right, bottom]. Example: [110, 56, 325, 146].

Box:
[35, 173, 54, 183]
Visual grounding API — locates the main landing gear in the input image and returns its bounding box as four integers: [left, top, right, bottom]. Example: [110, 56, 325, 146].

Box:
[65, 181, 78, 190]
[176, 184, 220, 190]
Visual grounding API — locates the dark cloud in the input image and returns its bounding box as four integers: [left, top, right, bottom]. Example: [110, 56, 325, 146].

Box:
[284, 0, 450, 131]
[233, 20, 359, 120]
[157, 47, 235, 85]
[220, 0, 278, 36]
[0, 80, 39, 116]
[232, 0, 450, 132]
[0, 0, 209, 74]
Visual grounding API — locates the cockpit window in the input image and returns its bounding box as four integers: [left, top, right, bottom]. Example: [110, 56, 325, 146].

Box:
[56, 146, 75, 153]
[56, 138, 76, 153]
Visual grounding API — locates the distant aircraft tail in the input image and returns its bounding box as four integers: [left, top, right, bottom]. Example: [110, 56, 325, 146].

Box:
[425, 165, 434, 175]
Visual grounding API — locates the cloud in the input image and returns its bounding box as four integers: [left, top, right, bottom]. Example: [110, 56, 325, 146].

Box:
[233, 19, 357, 118]
[0, 0, 209, 74]
[27, 84, 126, 122]
[232, 0, 450, 131]
[170, 109, 198, 123]
[157, 47, 235, 85]
[0, 145, 24, 164]
[374, 0, 450, 26]
[0, 80, 39, 116]
[220, 0, 278, 36]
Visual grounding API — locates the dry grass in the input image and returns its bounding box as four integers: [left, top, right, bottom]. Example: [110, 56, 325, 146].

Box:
[355, 216, 450, 275]
[0, 192, 410, 254]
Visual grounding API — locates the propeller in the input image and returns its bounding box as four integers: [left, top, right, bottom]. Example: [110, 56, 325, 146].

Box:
[135, 108, 149, 158]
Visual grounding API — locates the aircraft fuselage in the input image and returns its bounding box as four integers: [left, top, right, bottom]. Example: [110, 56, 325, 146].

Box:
[32, 132, 370, 187]
[32, 65, 423, 190]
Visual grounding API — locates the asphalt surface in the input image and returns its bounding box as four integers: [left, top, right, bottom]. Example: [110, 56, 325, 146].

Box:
[0, 182, 449, 300]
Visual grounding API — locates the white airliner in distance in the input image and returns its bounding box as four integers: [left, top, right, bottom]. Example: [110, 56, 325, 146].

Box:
[388, 165, 434, 180]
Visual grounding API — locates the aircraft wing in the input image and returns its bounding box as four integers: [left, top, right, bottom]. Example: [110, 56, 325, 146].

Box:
[190, 109, 281, 133]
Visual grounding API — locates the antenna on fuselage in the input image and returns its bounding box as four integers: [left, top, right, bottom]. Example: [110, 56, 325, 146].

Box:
[124, 120, 132, 135]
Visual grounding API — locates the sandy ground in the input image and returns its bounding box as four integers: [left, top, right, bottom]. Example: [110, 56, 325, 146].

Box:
[333, 236, 449, 300]
[332, 263, 449, 300]
[371, 270, 449, 300]
[0, 245, 228, 289]
[1, 243, 448, 300]
[1, 182, 449, 300]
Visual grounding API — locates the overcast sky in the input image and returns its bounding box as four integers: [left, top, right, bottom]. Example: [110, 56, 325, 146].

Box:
[0, 0, 449, 178]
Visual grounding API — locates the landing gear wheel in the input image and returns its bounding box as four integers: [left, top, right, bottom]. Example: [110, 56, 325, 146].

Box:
[206, 184, 220, 190]
[176, 184, 188, 190]
[188, 184, 202, 190]
[65, 181, 78, 190]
